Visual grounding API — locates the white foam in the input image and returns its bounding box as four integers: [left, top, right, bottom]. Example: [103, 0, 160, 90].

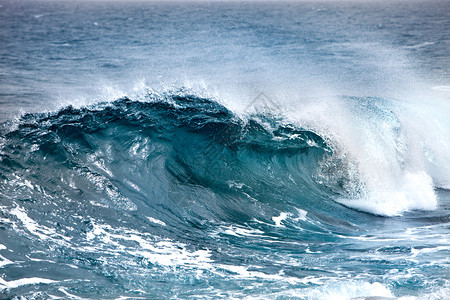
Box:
[220, 225, 265, 237]
[133, 242, 212, 269]
[227, 180, 245, 189]
[84, 221, 212, 270]
[241, 281, 394, 300]
[10, 207, 57, 241]
[217, 264, 326, 285]
[272, 212, 290, 227]
[0, 277, 57, 290]
[285, 91, 449, 216]
[411, 245, 450, 258]
[338, 171, 437, 216]
[124, 179, 142, 192]
[293, 208, 308, 221]
[57, 287, 89, 299]
[146, 216, 166, 226]
[0, 251, 12, 268]
[297, 281, 393, 300]
[4, 206, 72, 246]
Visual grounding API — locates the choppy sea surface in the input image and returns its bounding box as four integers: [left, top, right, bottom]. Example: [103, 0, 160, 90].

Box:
[1, 1, 449, 299]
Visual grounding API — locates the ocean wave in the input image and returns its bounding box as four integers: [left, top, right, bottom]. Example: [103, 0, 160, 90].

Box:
[0, 90, 449, 299]
[1, 91, 448, 219]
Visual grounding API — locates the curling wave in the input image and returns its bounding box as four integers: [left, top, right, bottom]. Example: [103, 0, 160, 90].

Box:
[0, 92, 447, 222]
[1, 91, 449, 299]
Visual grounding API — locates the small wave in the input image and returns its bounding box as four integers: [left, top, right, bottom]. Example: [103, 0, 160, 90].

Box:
[432, 85, 450, 92]
[403, 42, 435, 49]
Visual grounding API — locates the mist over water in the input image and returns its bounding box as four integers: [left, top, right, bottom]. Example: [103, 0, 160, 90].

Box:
[0, 0, 449, 299]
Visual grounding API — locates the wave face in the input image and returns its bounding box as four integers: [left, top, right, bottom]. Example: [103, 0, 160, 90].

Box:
[1, 93, 449, 299]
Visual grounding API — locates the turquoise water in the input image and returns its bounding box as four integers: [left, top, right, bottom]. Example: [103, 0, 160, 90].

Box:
[0, 1, 449, 299]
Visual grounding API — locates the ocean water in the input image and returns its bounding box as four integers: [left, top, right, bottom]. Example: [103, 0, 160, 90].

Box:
[1, 0, 450, 299]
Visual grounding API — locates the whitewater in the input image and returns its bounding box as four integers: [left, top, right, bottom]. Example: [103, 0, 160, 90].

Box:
[0, 0, 449, 299]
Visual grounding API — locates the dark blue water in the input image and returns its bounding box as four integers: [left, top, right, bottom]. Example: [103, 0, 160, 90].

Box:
[1, 1, 449, 299]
